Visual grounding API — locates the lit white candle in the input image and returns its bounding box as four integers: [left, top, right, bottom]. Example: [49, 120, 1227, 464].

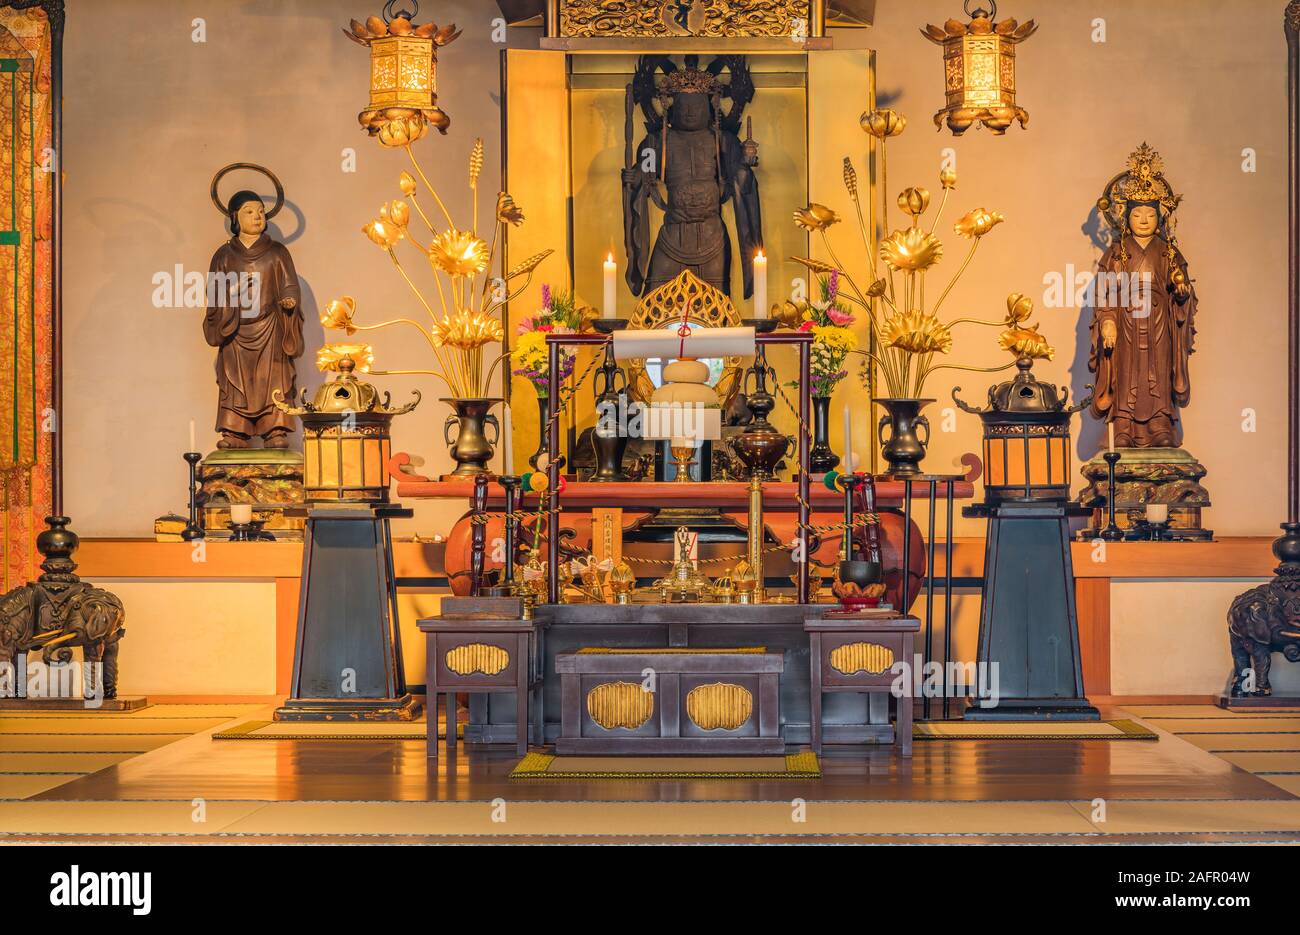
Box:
[842, 405, 853, 473]
[753, 249, 768, 319]
[229, 503, 253, 525]
[189, 419, 196, 454]
[502, 404, 513, 475]
[1145, 503, 1168, 523]
[603, 253, 617, 319]
[1108, 421, 1115, 453]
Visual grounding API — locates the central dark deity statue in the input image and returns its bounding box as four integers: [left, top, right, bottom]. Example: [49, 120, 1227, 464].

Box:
[622, 54, 763, 299]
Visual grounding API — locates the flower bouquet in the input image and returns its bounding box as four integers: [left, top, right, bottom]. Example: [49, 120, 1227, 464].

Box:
[511, 285, 583, 398]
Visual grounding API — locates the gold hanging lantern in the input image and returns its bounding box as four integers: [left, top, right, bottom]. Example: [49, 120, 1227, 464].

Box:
[275, 349, 420, 503]
[345, 3, 461, 146]
[921, 2, 1037, 136]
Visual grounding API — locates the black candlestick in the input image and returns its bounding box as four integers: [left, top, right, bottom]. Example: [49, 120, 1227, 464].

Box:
[1099, 450, 1124, 541]
[181, 452, 205, 541]
[498, 474, 521, 590]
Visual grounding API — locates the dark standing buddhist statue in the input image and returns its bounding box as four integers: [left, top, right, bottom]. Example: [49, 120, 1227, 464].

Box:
[205, 164, 303, 449]
[1088, 144, 1196, 448]
[622, 55, 763, 299]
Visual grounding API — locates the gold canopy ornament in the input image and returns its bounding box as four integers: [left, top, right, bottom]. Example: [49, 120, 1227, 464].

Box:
[921, 1, 1037, 136]
[345, 3, 461, 145]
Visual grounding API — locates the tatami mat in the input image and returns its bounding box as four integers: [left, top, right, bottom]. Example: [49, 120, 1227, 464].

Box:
[0, 704, 261, 719]
[1179, 734, 1300, 752]
[0, 734, 177, 753]
[0, 775, 83, 798]
[1261, 776, 1300, 795]
[6, 798, 1300, 838]
[1139, 717, 1300, 733]
[1218, 752, 1300, 773]
[0, 753, 132, 773]
[0, 717, 233, 734]
[1121, 704, 1300, 718]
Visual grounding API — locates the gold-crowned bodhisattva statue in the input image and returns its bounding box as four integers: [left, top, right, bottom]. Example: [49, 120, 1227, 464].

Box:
[1088, 143, 1196, 448]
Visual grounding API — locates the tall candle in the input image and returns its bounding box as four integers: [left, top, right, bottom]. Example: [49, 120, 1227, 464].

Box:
[752, 249, 768, 319]
[1108, 421, 1115, 453]
[502, 404, 513, 474]
[603, 253, 617, 319]
[189, 419, 196, 454]
[842, 405, 853, 473]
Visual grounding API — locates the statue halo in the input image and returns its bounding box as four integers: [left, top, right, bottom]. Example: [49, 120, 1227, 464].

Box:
[210, 162, 285, 219]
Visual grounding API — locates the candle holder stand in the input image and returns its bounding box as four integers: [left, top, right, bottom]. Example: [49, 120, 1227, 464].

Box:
[181, 452, 205, 541]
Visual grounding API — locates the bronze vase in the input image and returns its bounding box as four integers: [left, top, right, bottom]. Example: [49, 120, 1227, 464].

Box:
[875, 398, 933, 477]
[809, 395, 840, 474]
[441, 398, 501, 477]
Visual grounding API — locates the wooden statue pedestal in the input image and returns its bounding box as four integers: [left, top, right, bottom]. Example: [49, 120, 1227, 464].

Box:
[200, 448, 306, 541]
[1078, 447, 1212, 540]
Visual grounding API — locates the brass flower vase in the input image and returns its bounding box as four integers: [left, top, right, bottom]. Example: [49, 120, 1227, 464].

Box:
[875, 398, 933, 477]
[442, 397, 501, 477]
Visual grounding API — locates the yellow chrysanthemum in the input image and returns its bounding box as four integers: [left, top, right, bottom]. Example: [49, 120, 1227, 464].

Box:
[999, 325, 1055, 361]
[812, 325, 858, 353]
[793, 203, 841, 232]
[882, 310, 952, 354]
[431, 309, 504, 350]
[879, 228, 943, 272]
[954, 208, 1005, 239]
[511, 329, 547, 367]
[429, 228, 490, 277]
[316, 342, 374, 373]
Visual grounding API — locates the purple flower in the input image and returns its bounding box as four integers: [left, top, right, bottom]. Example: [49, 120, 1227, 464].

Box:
[828, 270, 840, 303]
[541, 283, 552, 311]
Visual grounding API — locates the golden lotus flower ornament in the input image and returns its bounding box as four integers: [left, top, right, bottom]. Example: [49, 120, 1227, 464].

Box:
[321, 296, 357, 333]
[362, 218, 403, 248]
[1005, 292, 1033, 324]
[880, 228, 944, 272]
[431, 309, 504, 350]
[794, 204, 841, 232]
[954, 208, 1005, 239]
[496, 192, 524, 226]
[939, 166, 957, 190]
[860, 108, 907, 139]
[429, 228, 490, 277]
[999, 325, 1054, 361]
[883, 309, 952, 355]
[898, 187, 931, 218]
[317, 342, 375, 373]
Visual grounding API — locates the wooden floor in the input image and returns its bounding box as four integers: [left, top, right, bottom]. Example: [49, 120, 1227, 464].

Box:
[0, 702, 1290, 843]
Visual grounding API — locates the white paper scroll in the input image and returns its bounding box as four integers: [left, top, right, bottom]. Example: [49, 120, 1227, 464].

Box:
[638, 404, 723, 442]
[612, 326, 756, 361]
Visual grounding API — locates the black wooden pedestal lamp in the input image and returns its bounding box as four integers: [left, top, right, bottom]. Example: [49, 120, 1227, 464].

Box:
[954, 359, 1099, 720]
[272, 356, 422, 722]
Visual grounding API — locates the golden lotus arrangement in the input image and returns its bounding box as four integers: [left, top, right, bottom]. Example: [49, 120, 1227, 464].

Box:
[320, 136, 552, 399]
[792, 108, 1050, 399]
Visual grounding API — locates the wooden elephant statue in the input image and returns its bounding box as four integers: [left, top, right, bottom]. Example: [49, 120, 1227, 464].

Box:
[1227, 576, 1300, 697]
